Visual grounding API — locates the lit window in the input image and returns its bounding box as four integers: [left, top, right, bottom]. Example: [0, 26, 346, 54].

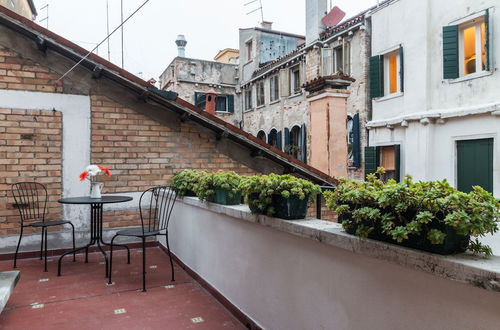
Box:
[384, 49, 401, 95]
[380, 146, 397, 182]
[256, 81, 265, 106]
[290, 66, 301, 95]
[460, 18, 486, 76]
[269, 75, 279, 102]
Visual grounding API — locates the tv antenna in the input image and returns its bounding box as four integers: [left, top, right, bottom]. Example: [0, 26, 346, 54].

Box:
[39, 4, 49, 29]
[244, 0, 264, 23]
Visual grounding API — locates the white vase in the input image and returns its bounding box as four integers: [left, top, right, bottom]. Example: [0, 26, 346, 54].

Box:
[90, 182, 103, 199]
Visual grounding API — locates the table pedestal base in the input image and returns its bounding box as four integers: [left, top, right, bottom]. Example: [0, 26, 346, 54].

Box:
[58, 203, 130, 277]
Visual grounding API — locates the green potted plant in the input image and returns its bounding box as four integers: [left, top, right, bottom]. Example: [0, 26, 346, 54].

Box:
[194, 171, 242, 205]
[171, 169, 207, 197]
[324, 168, 499, 256]
[240, 174, 322, 220]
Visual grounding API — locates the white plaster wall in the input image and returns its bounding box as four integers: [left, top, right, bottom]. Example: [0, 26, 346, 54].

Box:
[160, 200, 500, 330]
[0, 90, 139, 253]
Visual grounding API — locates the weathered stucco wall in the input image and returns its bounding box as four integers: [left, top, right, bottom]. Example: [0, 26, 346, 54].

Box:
[161, 199, 500, 330]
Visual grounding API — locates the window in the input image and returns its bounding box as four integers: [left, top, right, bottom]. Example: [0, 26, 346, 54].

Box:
[347, 114, 361, 168]
[321, 42, 351, 76]
[290, 66, 301, 95]
[194, 92, 234, 113]
[8, 0, 14, 8]
[267, 129, 282, 150]
[284, 125, 307, 163]
[364, 145, 401, 182]
[246, 40, 253, 61]
[270, 75, 279, 102]
[256, 81, 265, 106]
[384, 49, 401, 95]
[257, 130, 266, 142]
[370, 46, 404, 98]
[461, 18, 487, 75]
[244, 88, 253, 111]
[443, 11, 490, 79]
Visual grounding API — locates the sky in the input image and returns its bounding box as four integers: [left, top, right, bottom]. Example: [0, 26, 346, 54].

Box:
[34, 0, 379, 81]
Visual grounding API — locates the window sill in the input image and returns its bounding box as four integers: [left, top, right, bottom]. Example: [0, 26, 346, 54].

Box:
[244, 108, 254, 113]
[373, 92, 404, 103]
[288, 92, 303, 99]
[216, 111, 233, 114]
[447, 70, 493, 84]
[269, 99, 280, 105]
[256, 105, 266, 109]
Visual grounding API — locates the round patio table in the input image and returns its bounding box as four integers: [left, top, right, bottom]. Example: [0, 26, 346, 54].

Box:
[57, 196, 133, 277]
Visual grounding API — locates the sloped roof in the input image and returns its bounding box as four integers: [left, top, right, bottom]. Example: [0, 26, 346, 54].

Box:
[0, 6, 337, 186]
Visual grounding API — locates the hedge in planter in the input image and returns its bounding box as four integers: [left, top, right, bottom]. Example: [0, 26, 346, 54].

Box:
[324, 168, 499, 256]
[171, 169, 207, 197]
[240, 174, 321, 220]
[194, 171, 242, 205]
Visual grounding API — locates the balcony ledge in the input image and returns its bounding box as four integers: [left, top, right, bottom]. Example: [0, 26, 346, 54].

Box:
[180, 197, 500, 292]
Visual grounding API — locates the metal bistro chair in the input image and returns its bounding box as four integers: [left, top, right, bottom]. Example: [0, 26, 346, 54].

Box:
[108, 186, 177, 292]
[12, 182, 76, 272]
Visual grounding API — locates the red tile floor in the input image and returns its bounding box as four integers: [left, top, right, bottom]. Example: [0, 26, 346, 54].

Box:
[0, 248, 246, 330]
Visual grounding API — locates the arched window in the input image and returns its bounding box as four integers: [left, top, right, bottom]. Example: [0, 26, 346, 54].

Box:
[287, 126, 301, 158]
[268, 129, 278, 148]
[257, 130, 266, 143]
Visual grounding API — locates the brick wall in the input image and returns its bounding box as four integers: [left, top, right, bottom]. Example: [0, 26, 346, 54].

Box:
[0, 46, 63, 93]
[0, 108, 63, 235]
[91, 95, 256, 228]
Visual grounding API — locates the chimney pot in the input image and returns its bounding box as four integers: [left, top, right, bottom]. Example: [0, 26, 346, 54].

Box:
[175, 34, 187, 57]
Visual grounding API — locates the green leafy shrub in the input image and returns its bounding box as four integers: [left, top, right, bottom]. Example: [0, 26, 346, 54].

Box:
[324, 168, 499, 256]
[240, 174, 322, 216]
[194, 171, 242, 201]
[171, 169, 207, 196]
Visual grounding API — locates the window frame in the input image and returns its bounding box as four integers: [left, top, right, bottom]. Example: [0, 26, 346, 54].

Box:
[290, 65, 301, 95]
[256, 80, 265, 107]
[269, 74, 280, 102]
[383, 49, 401, 96]
[458, 16, 487, 77]
[244, 88, 253, 111]
[246, 39, 253, 62]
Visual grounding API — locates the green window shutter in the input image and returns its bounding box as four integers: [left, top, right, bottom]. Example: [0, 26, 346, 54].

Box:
[352, 114, 361, 168]
[399, 45, 404, 93]
[394, 144, 401, 183]
[370, 55, 384, 98]
[300, 124, 307, 164]
[486, 9, 491, 71]
[227, 95, 235, 113]
[364, 146, 380, 179]
[443, 25, 459, 79]
[284, 127, 290, 149]
[277, 130, 283, 151]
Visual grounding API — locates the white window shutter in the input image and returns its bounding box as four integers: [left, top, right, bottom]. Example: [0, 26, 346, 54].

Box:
[279, 68, 290, 97]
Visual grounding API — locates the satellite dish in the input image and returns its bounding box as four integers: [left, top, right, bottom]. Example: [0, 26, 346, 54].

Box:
[321, 6, 346, 27]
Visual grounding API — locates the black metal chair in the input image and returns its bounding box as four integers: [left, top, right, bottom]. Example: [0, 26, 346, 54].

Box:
[108, 186, 177, 292]
[11, 182, 76, 272]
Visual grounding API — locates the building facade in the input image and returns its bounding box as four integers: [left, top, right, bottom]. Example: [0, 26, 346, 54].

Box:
[158, 56, 241, 127]
[0, 0, 36, 20]
[367, 0, 499, 197]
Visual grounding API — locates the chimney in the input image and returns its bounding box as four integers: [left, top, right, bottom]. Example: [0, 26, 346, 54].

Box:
[306, 0, 327, 46]
[205, 88, 217, 115]
[260, 21, 273, 30]
[175, 35, 187, 57]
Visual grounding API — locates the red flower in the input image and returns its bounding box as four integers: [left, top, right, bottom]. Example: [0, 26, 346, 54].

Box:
[79, 171, 89, 181]
[98, 166, 112, 177]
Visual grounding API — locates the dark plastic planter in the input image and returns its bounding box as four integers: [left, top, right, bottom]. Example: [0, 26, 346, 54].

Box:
[183, 189, 196, 197]
[271, 194, 309, 220]
[341, 212, 469, 255]
[208, 188, 241, 205]
[247, 193, 261, 214]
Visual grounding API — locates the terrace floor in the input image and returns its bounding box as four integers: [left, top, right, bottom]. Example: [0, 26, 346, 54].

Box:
[0, 248, 245, 330]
